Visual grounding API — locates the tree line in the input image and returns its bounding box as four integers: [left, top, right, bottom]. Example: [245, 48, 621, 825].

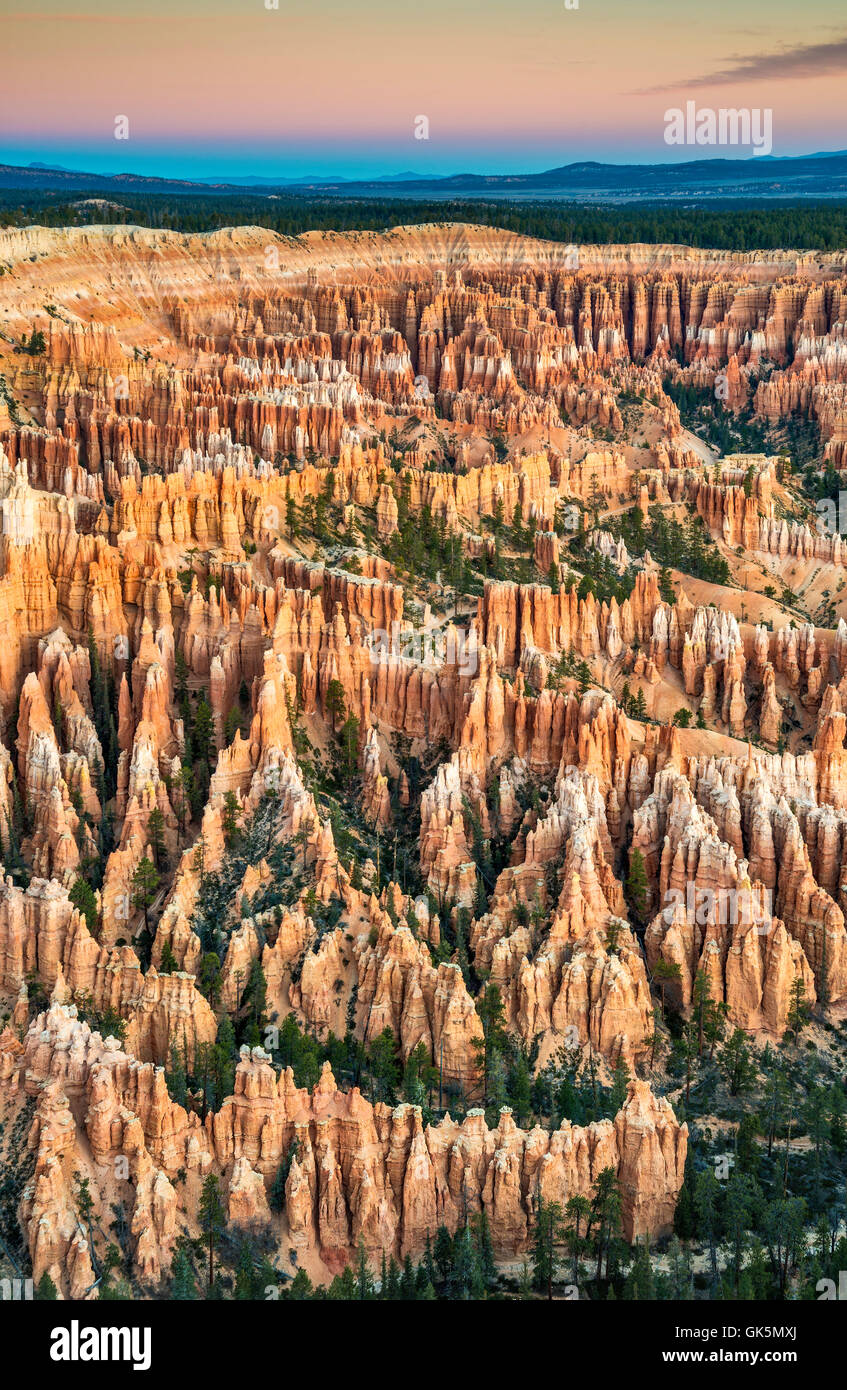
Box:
[5, 190, 847, 251]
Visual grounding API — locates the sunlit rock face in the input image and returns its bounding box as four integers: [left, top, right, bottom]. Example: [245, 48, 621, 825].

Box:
[0, 221, 845, 1292]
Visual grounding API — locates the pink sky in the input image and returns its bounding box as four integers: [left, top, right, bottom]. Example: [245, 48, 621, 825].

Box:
[3, 0, 846, 176]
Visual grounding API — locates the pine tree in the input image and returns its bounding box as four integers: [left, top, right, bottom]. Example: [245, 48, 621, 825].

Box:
[472, 984, 508, 1105]
[355, 1239, 374, 1300]
[325, 678, 346, 732]
[385, 1256, 401, 1300]
[589, 1167, 622, 1283]
[719, 1028, 758, 1097]
[433, 1225, 453, 1285]
[221, 791, 243, 845]
[665, 1236, 691, 1299]
[653, 957, 682, 1019]
[69, 876, 99, 935]
[193, 1040, 215, 1121]
[198, 1174, 226, 1290]
[147, 805, 166, 870]
[829, 1083, 847, 1155]
[166, 1042, 187, 1107]
[422, 1230, 437, 1288]
[473, 1208, 497, 1288]
[532, 1197, 564, 1298]
[159, 940, 179, 975]
[192, 693, 215, 805]
[454, 906, 471, 986]
[339, 715, 360, 787]
[399, 1255, 417, 1299]
[564, 1194, 591, 1287]
[171, 1246, 197, 1299]
[200, 951, 222, 1008]
[131, 856, 160, 934]
[625, 847, 648, 925]
[368, 1027, 400, 1103]
[786, 975, 810, 1042]
[673, 1148, 696, 1241]
[694, 1169, 721, 1288]
[269, 1159, 287, 1214]
[609, 1056, 630, 1114]
[235, 1240, 255, 1299]
[604, 917, 622, 955]
[288, 1267, 313, 1300]
[174, 765, 194, 841]
[36, 1271, 59, 1300]
[74, 1171, 94, 1227]
[223, 706, 241, 746]
[509, 1049, 532, 1126]
[623, 1237, 655, 1300]
[724, 1170, 759, 1294]
[99, 1244, 131, 1301]
[449, 1222, 485, 1299]
[736, 1113, 761, 1176]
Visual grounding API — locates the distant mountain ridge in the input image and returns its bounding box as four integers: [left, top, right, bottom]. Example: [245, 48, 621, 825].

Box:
[2, 150, 847, 200]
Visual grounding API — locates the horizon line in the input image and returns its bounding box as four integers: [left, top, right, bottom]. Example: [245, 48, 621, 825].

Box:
[4, 143, 847, 187]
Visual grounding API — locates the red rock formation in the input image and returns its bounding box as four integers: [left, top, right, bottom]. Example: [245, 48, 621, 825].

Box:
[2, 1001, 686, 1291]
[4, 221, 847, 1294]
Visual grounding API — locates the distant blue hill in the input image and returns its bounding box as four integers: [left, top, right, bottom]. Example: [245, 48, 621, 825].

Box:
[2, 150, 847, 201]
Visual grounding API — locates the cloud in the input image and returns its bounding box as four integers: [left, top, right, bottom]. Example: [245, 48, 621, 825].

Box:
[634, 35, 847, 93]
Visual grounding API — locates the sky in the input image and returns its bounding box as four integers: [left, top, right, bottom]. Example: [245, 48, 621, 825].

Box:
[2, 0, 847, 179]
